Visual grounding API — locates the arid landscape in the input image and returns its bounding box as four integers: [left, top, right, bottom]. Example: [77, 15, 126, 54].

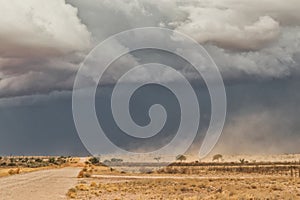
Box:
[0, 154, 299, 200]
[1, 0, 300, 200]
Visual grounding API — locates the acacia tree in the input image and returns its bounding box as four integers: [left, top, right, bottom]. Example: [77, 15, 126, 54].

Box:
[212, 154, 223, 162]
[176, 154, 187, 162]
[154, 157, 161, 162]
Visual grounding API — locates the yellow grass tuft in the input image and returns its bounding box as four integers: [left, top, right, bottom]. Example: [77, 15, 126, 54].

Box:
[76, 184, 90, 191]
[66, 188, 77, 199]
[8, 168, 20, 175]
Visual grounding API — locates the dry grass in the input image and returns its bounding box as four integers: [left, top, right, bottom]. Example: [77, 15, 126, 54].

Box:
[77, 170, 92, 178]
[8, 168, 20, 175]
[66, 188, 77, 199]
[0, 166, 55, 177]
[68, 161, 300, 200]
[69, 176, 300, 200]
[77, 165, 125, 177]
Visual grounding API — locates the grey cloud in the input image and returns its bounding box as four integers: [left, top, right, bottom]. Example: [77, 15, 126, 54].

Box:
[173, 0, 300, 50]
[0, 0, 92, 97]
[71, 0, 300, 80]
[0, 0, 299, 97]
[0, 0, 91, 58]
[205, 27, 300, 80]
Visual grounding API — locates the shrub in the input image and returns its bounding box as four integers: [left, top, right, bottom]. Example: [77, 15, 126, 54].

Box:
[49, 157, 56, 164]
[84, 172, 91, 178]
[103, 160, 111, 165]
[76, 184, 89, 191]
[8, 163, 17, 167]
[89, 157, 100, 165]
[35, 158, 42, 163]
[77, 169, 91, 178]
[90, 182, 98, 188]
[110, 158, 123, 163]
[77, 170, 84, 178]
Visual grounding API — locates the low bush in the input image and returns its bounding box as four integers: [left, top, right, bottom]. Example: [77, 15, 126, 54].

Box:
[8, 168, 20, 175]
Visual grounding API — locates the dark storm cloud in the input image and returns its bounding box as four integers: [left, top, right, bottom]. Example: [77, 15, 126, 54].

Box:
[1, 78, 300, 155]
[0, 91, 89, 156]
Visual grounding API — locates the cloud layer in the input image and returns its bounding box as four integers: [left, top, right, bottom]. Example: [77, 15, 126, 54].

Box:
[0, 0, 91, 57]
[0, 0, 91, 97]
[0, 0, 299, 97]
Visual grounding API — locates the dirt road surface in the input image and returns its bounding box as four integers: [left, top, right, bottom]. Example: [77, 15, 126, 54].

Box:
[0, 167, 80, 200]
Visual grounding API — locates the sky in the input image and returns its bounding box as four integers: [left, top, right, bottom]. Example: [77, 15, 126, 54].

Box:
[0, 0, 299, 156]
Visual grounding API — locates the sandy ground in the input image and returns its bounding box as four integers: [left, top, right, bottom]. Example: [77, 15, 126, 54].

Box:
[0, 167, 80, 200]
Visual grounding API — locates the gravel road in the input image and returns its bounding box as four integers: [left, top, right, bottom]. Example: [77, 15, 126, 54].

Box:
[0, 167, 80, 200]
